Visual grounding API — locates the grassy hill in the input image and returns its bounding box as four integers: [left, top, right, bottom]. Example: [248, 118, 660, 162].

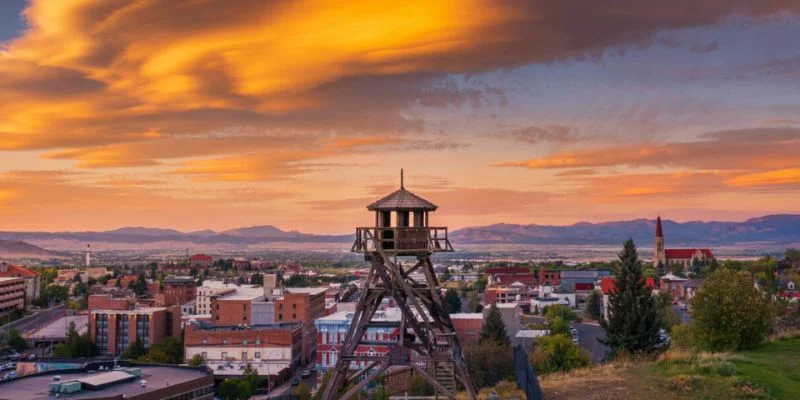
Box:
[540, 336, 800, 400]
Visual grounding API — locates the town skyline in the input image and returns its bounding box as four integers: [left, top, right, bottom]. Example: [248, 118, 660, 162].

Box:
[2, 1, 800, 233]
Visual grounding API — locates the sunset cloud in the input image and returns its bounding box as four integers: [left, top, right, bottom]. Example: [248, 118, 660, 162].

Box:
[1, 1, 799, 231]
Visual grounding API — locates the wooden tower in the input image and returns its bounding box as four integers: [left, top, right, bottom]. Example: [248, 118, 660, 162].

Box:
[321, 171, 477, 400]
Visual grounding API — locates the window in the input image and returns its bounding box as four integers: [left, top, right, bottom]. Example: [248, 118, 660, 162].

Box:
[255, 339, 261, 345]
[223, 339, 228, 345]
[292, 303, 296, 310]
[202, 339, 207, 344]
[242, 339, 248, 345]
[255, 352, 261, 359]
[243, 304, 247, 310]
[292, 313, 296, 319]
[242, 352, 248, 359]
[221, 352, 227, 359]
[278, 313, 282, 320]
[202, 352, 207, 358]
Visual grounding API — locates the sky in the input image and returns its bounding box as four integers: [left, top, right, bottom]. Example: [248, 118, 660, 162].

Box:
[0, 1, 799, 234]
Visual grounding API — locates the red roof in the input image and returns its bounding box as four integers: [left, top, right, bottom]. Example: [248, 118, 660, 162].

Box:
[601, 277, 655, 295]
[190, 254, 213, 262]
[655, 216, 664, 237]
[0, 264, 38, 278]
[665, 249, 714, 260]
[574, 282, 594, 291]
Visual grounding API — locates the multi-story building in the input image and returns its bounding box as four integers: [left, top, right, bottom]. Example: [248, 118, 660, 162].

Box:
[56, 268, 81, 284]
[0, 263, 39, 303]
[195, 281, 253, 315]
[89, 306, 181, 356]
[210, 290, 266, 325]
[190, 254, 214, 269]
[0, 277, 25, 318]
[156, 276, 196, 307]
[275, 287, 327, 366]
[85, 267, 110, 280]
[184, 320, 302, 385]
[314, 309, 402, 377]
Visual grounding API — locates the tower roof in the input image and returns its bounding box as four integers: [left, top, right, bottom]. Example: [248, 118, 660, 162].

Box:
[656, 216, 664, 237]
[367, 187, 438, 211]
[367, 169, 438, 211]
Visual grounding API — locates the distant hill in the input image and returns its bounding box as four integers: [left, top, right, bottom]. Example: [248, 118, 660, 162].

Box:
[450, 214, 800, 246]
[0, 239, 66, 259]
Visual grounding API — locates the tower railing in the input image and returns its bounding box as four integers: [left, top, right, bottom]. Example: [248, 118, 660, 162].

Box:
[352, 227, 453, 255]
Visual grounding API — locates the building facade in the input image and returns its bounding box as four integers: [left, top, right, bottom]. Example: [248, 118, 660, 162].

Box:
[0, 263, 39, 303]
[156, 276, 196, 307]
[653, 216, 715, 268]
[89, 306, 181, 356]
[0, 277, 25, 318]
[275, 287, 327, 366]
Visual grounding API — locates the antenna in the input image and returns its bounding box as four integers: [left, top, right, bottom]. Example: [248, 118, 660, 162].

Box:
[400, 168, 404, 189]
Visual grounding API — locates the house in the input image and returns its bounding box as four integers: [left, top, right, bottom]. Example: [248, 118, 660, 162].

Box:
[600, 276, 656, 319]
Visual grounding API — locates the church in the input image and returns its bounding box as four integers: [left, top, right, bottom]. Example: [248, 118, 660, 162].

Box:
[653, 216, 715, 269]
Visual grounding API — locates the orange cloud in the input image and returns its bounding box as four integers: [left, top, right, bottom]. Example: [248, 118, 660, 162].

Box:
[726, 168, 800, 187]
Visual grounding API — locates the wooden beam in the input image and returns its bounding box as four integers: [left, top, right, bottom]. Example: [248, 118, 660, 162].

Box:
[411, 365, 456, 400]
[339, 361, 390, 400]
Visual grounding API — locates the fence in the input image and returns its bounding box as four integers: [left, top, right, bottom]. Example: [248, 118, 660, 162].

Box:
[512, 345, 544, 400]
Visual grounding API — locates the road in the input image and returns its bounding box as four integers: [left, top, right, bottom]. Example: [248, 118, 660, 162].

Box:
[523, 315, 608, 363]
[255, 369, 318, 398]
[1, 304, 67, 334]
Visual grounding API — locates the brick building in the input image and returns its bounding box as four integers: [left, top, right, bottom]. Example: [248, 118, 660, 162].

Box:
[155, 276, 196, 307]
[0, 263, 39, 302]
[0, 277, 25, 318]
[190, 254, 214, 269]
[89, 306, 181, 356]
[184, 321, 302, 386]
[450, 313, 483, 344]
[88, 292, 136, 310]
[275, 287, 327, 365]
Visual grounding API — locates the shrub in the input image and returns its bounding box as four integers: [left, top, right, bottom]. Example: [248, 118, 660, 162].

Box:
[530, 334, 591, 375]
[670, 324, 694, 349]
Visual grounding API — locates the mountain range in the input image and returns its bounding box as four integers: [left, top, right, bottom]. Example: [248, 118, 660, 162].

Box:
[0, 215, 798, 255]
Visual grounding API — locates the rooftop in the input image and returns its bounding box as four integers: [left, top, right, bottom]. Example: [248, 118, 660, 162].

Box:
[366, 178, 438, 211]
[91, 307, 167, 315]
[24, 315, 88, 340]
[284, 287, 328, 296]
[188, 321, 301, 331]
[0, 276, 24, 283]
[449, 313, 483, 320]
[0, 364, 209, 400]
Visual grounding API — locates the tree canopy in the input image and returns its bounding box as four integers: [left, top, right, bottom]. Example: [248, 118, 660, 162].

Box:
[54, 321, 96, 358]
[600, 239, 662, 356]
[443, 288, 462, 314]
[479, 303, 510, 347]
[691, 268, 775, 351]
[530, 334, 590, 375]
[584, 290, 603, 321]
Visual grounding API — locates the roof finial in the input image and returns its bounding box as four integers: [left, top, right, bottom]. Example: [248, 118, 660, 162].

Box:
[400, 168, 404, 189]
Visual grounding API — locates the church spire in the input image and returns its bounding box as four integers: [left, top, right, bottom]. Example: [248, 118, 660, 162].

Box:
[655, 215, 664, 238]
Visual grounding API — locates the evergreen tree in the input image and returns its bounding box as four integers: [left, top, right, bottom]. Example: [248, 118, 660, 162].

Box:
[600, 239, 661, 355]
[479, 303, 510, 346]
[467, 291, 481, 312]
[122, 339, 147, 360]
[443, 288, 461, 314]
[584, 290, 603, 321]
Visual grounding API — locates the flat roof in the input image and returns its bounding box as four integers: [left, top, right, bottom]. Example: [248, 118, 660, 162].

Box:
[189, 321, 301, 331]
[284, 287, 328, 295]
[90, 307, 167, 315]
[0, 276, 24, 282]
[24, 315, 88, 339]
[0, 365, 209, 400]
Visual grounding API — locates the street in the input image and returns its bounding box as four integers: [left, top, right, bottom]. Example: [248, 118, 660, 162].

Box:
[255, 369, 318, 398]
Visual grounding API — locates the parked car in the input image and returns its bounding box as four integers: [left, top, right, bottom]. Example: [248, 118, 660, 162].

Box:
[3, 371, 18, 380]
[291, 378, 301, 386]
[1, 363, 15, 372]
[26, 354, 36, 361]
[301, 370, 311, 378]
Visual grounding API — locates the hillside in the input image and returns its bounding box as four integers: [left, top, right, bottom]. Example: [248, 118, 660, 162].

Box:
[0, 239, 65, 259]
[451, 215, 800, 246]
[540, 336, 800, 399]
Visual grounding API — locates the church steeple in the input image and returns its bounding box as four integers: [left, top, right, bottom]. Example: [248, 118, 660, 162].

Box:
[654, 215, 665, 271]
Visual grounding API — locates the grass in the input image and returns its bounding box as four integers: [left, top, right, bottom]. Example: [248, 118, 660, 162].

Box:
[540, 336, 800, 400]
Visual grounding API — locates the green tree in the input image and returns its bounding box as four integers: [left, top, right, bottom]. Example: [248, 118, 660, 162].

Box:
[548, 316, 570, 337]
[122, 339, 147, 360]
[653, 292, 679, 330]
[600, 239, 661, 355]
[584, 290, 603, 320]
[292, 381, 312, 400]
[544, 304, 578, 322]
[54, 321, 96, 358]
[72, 281, 88, 297]
[530, 334, 590, 375]
[465, 343, 515, 389]
[8, 328, 28, 352]
[479, 303, 509, 346]
[250, 273, 263, 285]
[691, 268, 776, 351]
[670, 263, 686, 278]
[467, 291, 481, 313]
[37, 284, 69, 307]
[188, 354, 206, 367]
[786, 248, 800, 268]
[130, 273, 148, 296]
[443, 288, 461, 314]
[475, 275, 488, 293]
[141, 337, 184, 364]
[217, 379, 248, 400]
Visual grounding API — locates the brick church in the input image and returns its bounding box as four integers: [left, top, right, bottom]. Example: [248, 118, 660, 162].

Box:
[653, 216, 714, 269]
